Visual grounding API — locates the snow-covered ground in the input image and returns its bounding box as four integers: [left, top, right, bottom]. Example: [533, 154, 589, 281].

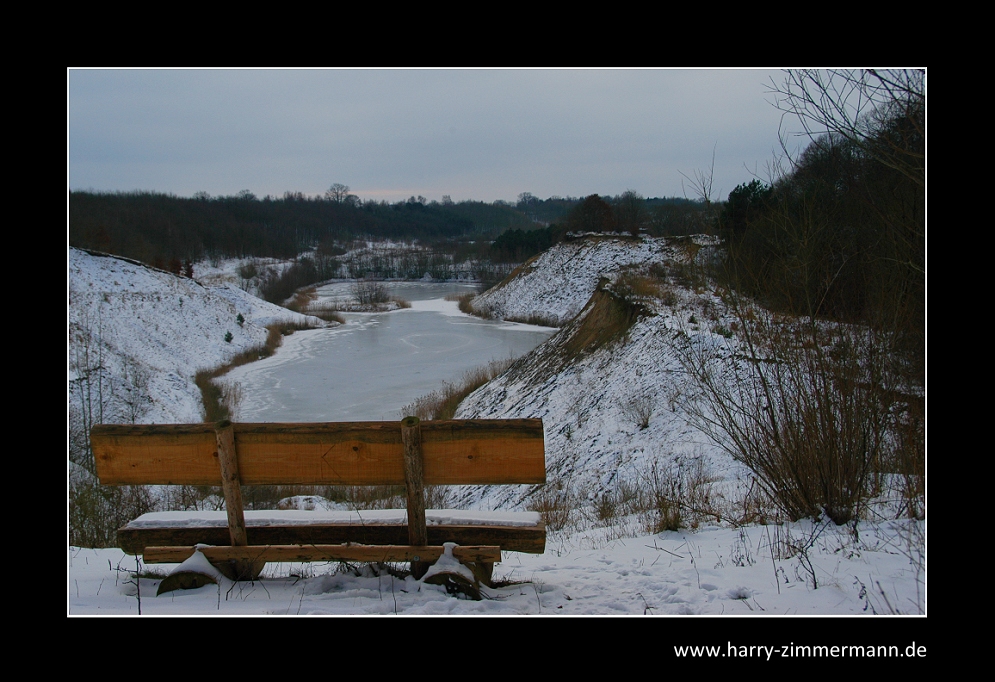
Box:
[67, 239, 925, 619]
[68, 517, 923, 616]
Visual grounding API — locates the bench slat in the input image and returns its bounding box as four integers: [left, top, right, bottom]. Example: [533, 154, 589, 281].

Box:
[118, 522, 546, 555]
[143, 544, 502, 564]
[93, 419, 545, 486]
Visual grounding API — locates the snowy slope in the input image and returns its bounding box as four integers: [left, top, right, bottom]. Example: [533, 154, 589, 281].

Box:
[469, 235, 716, 324]
[455, 235, 743, 510]
[68, 247, 320, 424]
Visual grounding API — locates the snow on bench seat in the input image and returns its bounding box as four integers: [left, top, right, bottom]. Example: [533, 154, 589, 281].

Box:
[124, 509, 542, 529]
[117, 509, 547, 556]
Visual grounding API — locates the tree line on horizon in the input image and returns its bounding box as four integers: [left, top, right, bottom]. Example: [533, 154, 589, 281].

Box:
[69, 186, 709, 269]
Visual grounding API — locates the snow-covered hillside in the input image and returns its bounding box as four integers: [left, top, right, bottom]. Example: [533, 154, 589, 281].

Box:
[455, 235, 744, 511]
[469, 234, 716, 325]
[68, 247, 319, 425]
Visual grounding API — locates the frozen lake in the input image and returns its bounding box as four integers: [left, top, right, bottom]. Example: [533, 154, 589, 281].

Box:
[226, 282, 555, 422]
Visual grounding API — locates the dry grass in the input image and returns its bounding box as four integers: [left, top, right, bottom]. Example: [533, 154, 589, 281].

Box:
[562, 282, 644, 362]
[286, 287, 318, 314]
[527, 482, 576, 532]
[306, 305, 347, 323]
[502, 313, 561, 327]
[401, 358, 514, 421]
[446, 292, 478, 316]
[447, 292, 504, 322]
[529, 456, 721, 539]
[615, 272, 662, 300]
[196, 321, 319, 422]
[637, 458, 717, 533]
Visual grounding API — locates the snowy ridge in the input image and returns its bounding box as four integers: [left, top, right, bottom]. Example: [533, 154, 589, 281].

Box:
[68, 247, 320, 424]
[469, 235, 716, 325]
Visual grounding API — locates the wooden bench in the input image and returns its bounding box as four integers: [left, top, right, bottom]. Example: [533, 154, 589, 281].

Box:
[91, 417, 545, 589]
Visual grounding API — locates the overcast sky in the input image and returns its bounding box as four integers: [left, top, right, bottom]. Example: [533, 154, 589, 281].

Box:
[68, 69, 804, 204]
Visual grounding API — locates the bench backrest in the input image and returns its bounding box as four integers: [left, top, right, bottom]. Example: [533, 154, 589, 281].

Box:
[92, 418, 546, 486]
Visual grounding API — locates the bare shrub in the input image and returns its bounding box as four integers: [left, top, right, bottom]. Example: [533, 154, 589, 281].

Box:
[238, 260, 258, 291]
[120, 354, 152, 423]
[638, 457, 716, 533]
[729, 477, 774, 527]
[258, 255, 339, 304]
[588, 479, 642, 526]
[528, 482, 576, 532]
[70, 467, 158, 548]
[161, 484, 222, 511]
[623, 394, 654, 430]
[69, 307, 108, 473]
[352, 279, 390, 305]
[678, 301, 911, 525]
[892, 396, 925, 519]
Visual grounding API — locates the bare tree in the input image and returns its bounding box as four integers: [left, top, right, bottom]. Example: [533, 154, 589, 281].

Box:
[769, 69, 925, 187]
[613, 190, 649, 237]
[325, 183, 356, 204]
[120, 355, 152, 424]
[69, 307, 107, 472]
[679, 146, 721, 234]
[352, 279, 389, 305]
[680, 144, 717, 205]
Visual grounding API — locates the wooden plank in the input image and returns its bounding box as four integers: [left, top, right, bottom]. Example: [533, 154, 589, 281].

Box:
[214, 421, 261, 580]
[233, 421, 405, 485]
[401, 416, 428, 547]
[118, 522, 546, 555]
[143, 544, 502, 564]
[401, 416, 429, 579]
[92, 423, 220, 485]
[420, 419, 546, 485]
[214, 421, 247, 548]
[92, 419, 545, 486]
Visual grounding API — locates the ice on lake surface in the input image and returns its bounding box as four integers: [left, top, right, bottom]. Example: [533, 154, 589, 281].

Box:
[226, 282, 555, 422]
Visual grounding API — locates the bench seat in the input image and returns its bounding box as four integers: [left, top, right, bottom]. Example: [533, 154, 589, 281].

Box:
[119, 509, 546, 556]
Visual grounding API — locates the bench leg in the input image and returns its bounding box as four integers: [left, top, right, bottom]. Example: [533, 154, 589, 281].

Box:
[465, 561, 494, 588]
[214, 558, 266, 581]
